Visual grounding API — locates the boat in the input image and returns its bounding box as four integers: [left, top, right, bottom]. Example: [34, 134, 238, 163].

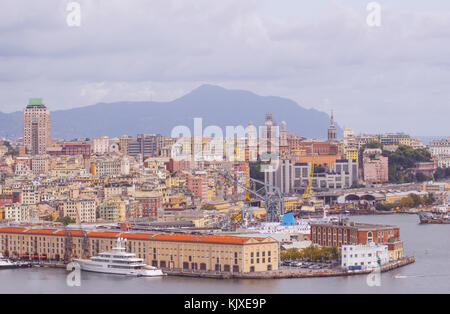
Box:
[74, 237, 165, 277]
[418, 212, 450, 224]
[247, 211, 339, 235]
[0, 254, 21, 269]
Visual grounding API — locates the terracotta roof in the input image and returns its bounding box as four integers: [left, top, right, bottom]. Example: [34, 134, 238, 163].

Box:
[25, 229, 58, 235]
[87, 231, 120, 238]
[0, 227, 26, 233]
[54, 230, 86, 237]
[151, 233, 267, 245]
[0, 227, 273, 245]
[121, 233, 155, 240]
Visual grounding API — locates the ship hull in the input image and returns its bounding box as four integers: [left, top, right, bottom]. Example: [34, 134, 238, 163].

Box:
[74, 259, 165, 277]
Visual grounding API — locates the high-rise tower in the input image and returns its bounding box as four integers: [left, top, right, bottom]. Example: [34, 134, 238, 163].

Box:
[260, 113, 279, 154]
[327, 110, 337, 144]
[23, 98, 51, 155]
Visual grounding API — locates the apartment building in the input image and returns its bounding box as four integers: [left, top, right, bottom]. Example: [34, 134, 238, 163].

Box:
[90, 157, 130, 177]
[31, 155, 49, 175]
[98, 198, 126, 222]
[92, 136, 110, 155]
[127, 134, 164, 160]
[23, 98, 51, 156]
[265, 158, 358, 193]
[363, 149, 389, 184]
[4, 203, 38, 222]
[58, 199, 96, 223]
[428, 138, 450, 157]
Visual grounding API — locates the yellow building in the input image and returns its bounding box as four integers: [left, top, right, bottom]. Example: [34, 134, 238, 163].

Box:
[345, 148, 359, 163]
[284, 197, 303, 211]
[98, 199, 126, 222]
[58, 198, 97, 223]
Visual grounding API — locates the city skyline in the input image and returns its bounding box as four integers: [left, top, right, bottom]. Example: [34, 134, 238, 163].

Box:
[1, 0, 450, 298]
[1, 1, 450, 136]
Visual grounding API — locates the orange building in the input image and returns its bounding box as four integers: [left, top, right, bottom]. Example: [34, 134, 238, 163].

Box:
[294, 154, 340, 169]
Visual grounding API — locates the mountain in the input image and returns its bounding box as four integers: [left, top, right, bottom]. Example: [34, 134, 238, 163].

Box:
[0, 84, 340, 140]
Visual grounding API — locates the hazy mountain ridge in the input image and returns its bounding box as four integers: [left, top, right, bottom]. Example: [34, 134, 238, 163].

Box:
[0, 84, 340, 140]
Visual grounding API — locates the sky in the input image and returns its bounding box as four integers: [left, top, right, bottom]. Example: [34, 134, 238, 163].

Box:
[0, 0, 449, 136]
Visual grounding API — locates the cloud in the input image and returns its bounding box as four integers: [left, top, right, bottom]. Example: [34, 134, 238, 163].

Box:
[0, 0, 449, 136]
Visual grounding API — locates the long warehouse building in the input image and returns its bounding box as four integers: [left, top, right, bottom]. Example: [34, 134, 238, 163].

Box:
[0, 227, 279, 273]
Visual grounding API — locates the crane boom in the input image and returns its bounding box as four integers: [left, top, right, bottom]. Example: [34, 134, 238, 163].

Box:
[212, 167, 284, 222]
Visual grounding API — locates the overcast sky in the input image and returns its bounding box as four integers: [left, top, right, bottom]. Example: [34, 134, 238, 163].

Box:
[0, 0, 449, 136]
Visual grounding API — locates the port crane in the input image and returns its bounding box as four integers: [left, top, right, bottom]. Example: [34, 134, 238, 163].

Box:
[302, 152, 315, 200]
[213, 167, 285, 222]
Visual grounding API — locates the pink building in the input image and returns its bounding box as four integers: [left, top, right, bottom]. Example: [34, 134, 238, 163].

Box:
[187, 173, 208, 201]
[363, 150, 389, 184]
[92, 136, 110, 155]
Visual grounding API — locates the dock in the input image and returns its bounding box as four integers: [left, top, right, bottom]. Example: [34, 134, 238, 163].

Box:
[12, 257, 415, 280]
[163, 256, 415, 279]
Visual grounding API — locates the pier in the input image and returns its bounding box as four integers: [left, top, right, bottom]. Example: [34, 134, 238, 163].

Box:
[13, 256, 416, 280]
[163, 256, 415, 279]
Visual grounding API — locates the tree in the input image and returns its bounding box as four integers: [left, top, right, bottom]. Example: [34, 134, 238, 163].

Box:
[398, 196, 414, 209]
[423, 193, 435, 205]
[55, 216, 76, 226]
[42, 215, 54, 221]
[376, 203, 394, 211]
[434, 167, 450, 180]
[409, 193, 423, 207]
[383, 145, 433, 184]
[415, 172, 430, 182]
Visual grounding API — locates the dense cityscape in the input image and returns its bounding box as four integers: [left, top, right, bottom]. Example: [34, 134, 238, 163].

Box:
[1, 1, 450, 299]
[0, 97, 448, 281]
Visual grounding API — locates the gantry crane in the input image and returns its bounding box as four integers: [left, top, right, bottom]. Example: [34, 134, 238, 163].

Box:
[302, 152, 315, 200]
[213, 167, 284, 222]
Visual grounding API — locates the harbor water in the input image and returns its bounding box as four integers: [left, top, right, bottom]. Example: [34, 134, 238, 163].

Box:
[0, 214, 449, 294]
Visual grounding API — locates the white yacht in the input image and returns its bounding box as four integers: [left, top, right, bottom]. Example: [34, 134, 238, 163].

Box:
[74, 238, 165, 277]
[248, 211, 339, 235]
[0, 254, 16, 269]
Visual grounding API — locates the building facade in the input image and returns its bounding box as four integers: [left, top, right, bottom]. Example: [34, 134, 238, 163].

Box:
[341, 243, 389, 270]
[363, 149, 389, 184]
[0, 227, 279, 273]
[23, 98, 51, 156]
[310, 219, 403, 261]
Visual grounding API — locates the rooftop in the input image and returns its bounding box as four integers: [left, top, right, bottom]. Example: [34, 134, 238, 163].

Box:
[0, 227, 274, 245]
[26, 98, 47, 109]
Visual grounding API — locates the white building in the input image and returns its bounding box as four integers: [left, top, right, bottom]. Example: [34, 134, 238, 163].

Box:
[436, 156, 450, 169]
[428, 138, 450, 157]
[92, 136, 110, 155]
[4, 203, 39, 222]
[341, 243, 389, 270]
[31, 155, 49, 175]
[22, 185, 39, 205]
